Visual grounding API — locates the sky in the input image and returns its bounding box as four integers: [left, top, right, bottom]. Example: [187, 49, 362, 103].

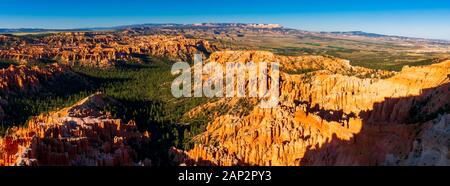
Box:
[0, 0, 449, 40]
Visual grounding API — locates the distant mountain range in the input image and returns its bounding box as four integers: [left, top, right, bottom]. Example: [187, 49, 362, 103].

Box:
[0, 23, 281, 33]
[1, 23, 448, 43]
[0, 28, 98, 33]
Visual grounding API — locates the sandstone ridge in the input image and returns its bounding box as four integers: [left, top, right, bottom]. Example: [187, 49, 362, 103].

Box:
[208, 50, 395, 78]
[172, 60, 450, 166]
[0, 33, 218, 68]
[0, 93, 152, 166]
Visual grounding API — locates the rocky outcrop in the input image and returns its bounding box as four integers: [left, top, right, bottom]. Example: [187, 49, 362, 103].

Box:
[127, 35, 218, 62]
[0, 93, 152, 166]
[208, 50, 394, 78]
[280, 61, 450, 121]
[0, 64, 67, 95]
[173, 60, 450, 166]
[0, 33, 218, 68]
[0, 64, 69, 120]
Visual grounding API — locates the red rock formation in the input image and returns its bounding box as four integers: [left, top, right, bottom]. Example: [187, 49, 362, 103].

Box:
[127, 35, 218, 62]
[0, 33, 218, 68]
[173, 60, 450, 166]
[208, 50, 394, 78]
[0, 64, 67, 95]
[0, 64, 69, 119]
[0, 93, 152, 166]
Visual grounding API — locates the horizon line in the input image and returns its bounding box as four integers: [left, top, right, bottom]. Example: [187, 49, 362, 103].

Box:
[1, 22, 449, 42]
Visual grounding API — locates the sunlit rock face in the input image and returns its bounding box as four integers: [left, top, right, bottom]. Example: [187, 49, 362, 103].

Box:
[172, 59, 450, 166]
[0, 93, 152, 166]
[0, 64, 67, 94]
[0, 33, 218, 68]
[207, 50, 395, 78]
[127, 35, 218, 62]
[0, 64, 69, 120]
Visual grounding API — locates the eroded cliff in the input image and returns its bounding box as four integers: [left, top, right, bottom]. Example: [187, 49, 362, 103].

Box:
[0, 64, 70, 120]
[207, 50, 395, 78]
[0, 33, 218, 68]
[0, 93, 152, 166]
[172, 59, 450, 166]
[0, 64, 67, 95]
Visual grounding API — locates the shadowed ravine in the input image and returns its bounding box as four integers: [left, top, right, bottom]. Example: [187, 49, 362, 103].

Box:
[301, 82, 450, 165]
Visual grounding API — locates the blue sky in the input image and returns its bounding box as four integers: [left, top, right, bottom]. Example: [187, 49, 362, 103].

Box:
[1, 0, 449, 40]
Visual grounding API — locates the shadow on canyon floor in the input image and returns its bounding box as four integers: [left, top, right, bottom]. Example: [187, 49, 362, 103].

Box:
[294, 100, 357, 126]
[300, 82, 449, 165]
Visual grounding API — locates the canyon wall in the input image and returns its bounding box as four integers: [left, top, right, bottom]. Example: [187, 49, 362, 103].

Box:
[0, 64, 67, 95]
[0, 64, 69, 120]
[173, 59, 450, 166]
[0, 33, 218, 68]
[0, 93, 152, 166]
[208, 50, 395, 78]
